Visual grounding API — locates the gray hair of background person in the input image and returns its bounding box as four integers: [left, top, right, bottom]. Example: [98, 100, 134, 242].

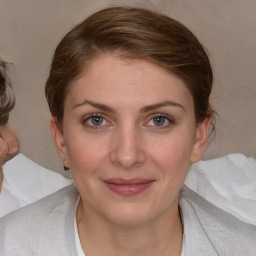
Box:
[0, 59, 15, 126]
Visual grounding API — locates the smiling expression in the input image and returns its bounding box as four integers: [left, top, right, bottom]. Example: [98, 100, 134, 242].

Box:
[51, 53, 209, 226]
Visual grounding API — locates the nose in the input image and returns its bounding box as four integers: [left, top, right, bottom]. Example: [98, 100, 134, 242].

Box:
[109, 125, 146, 170]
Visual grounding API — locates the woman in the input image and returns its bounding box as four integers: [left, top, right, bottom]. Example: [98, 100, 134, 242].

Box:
[0, 7, 255, 256]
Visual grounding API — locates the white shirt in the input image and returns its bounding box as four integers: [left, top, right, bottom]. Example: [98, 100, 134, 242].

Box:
[0, 153, 72, 217]
[74, 196, 86, 256]
[185, 153, 256, 225]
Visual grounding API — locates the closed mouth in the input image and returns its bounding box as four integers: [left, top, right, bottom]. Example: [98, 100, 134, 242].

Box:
[103, 178, 155, 196]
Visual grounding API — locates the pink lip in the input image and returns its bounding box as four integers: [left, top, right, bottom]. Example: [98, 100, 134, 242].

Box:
[103, 178, 155, 196]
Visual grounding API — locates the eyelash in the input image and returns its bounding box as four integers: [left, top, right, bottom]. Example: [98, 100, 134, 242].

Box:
[82, 113, 174, 130]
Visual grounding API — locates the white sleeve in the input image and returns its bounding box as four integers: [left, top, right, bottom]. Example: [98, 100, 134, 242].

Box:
[185, 153, 256, 225]
[0, 153, 72, 216]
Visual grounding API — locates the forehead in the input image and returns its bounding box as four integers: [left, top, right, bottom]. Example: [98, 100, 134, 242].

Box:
[66, 54, 193, 110]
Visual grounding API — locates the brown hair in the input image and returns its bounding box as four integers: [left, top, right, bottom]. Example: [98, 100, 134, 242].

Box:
[0, 59, 15, 126]
[45, 7, 213, 130]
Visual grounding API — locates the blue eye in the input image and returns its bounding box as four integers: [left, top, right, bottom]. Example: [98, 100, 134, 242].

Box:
[85, 115, 109, 127]
[147, 115, 172, 127]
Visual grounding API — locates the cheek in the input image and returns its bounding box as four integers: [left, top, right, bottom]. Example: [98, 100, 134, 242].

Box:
[65, 134, 110, 176]
[148, 132, 195, 176]
[65, 137, 106, 197]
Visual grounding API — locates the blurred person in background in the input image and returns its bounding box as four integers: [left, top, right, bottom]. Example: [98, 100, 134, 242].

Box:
[0, 58, 71, 217]
[0, 58, 19, 187]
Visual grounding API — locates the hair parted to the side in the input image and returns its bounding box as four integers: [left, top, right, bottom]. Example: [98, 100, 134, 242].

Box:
[0, 59, 15, 126]
[45, 6, 214, 131]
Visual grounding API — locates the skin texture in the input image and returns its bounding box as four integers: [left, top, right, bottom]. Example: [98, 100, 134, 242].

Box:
[51, 54, 210, 256]
[0, 126, 19, 190]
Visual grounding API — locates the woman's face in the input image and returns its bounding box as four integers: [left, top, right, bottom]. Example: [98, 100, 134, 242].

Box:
[51, 54, 209, 226]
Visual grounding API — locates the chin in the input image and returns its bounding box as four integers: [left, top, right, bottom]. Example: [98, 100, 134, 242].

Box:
[102, 204, 157, 227]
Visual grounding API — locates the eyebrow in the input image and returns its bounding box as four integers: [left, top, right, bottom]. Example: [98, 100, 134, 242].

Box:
[141, 101, 185, 112]
[73, 100, 185, 113]
[73, 100, 115, 112]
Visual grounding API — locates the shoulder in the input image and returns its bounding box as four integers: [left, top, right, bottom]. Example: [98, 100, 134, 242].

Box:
[2, 153, 72, 202]
[185, 153, 256, 224]
[179, 185, 256, 255]
[0, 184, 78, 255]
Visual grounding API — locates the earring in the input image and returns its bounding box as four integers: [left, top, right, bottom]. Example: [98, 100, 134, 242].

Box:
[63, 160, 70, 171]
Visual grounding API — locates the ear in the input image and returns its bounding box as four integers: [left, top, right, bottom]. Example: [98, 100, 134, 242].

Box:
[190, 117, 211, 163]
[50, 117, 68, 162]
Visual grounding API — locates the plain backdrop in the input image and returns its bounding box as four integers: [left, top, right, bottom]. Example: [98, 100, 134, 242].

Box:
[1, 0, 255, 174]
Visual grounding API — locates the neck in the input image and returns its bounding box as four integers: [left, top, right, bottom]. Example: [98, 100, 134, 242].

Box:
[0, 169, 3, 191]
[76, 199, 183, 256]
